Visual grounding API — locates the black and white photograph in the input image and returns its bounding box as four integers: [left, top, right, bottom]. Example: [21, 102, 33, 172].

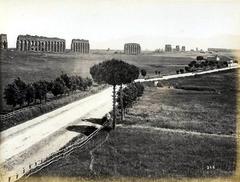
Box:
[0, 0, 240, 182]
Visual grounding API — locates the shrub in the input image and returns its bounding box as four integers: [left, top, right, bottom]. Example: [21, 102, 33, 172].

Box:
[25, 84, 34, 105]
[51, 79, 66, 97]
[4, 77, 27, 108]
[117, 83, 144, 111]
[33, 80, 48, 103]
[196, 56, 204, 61]
[140, 69, 147, 77]
[4, 83, 19, 108]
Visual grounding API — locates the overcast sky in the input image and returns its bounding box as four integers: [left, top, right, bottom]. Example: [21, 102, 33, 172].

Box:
[1, 0, 240, 50]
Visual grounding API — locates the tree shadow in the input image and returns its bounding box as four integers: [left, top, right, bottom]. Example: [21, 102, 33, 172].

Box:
[66, 125, 97, 136]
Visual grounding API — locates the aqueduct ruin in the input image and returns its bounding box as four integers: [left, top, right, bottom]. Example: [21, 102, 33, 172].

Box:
[16, 35, 65, 53]
[71, 39, 90, 54]
[0, 34, 8, 49]
[124, 43, 141, 55]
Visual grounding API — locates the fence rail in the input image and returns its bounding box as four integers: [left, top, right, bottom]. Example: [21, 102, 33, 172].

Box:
[4, 120, 110, 182]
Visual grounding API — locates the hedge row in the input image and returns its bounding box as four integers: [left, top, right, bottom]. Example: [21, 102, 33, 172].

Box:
[4, 73, 93, 109]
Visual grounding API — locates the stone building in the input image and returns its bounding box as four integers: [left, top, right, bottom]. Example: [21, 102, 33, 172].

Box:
[176, 45, 180, 52]
[165, 44, 172, 52]
[16, 35, 65, 53]
[71, 39, 90, 53]
[124, 43, 141, 55]
[181, 46, 186, 51]
[0, 34, 8, 49]
[208, 48, 232, 52]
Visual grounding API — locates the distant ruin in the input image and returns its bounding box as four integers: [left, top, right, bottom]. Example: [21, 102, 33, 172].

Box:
[16, 35, 65, 53]
[0, 34, 8, 49]
[71, 39, 90, 54]
[124, 43, 141, 55]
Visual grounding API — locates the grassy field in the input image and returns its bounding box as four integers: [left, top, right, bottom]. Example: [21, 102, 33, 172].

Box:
[27, 69, 238, 180]
[1, 49, 196, 88]
[126, 69, 238, 135]
[0, 49, 195, 113]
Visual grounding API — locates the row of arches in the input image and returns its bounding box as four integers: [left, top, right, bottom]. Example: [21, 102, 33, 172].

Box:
[124, 44, 141, 55]
[71, 42, 89, 54]
[17, 39, 65, 53]
[0, 41, 7, 49]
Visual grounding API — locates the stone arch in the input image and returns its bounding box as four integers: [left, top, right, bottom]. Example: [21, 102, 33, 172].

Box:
[35, 41, 38, 51]
[38, 41, 40, 51]
[41, 41, 44, 51]
[27, 40, 31, 51]
[54, 41, 56, 52]
[3, 41, 7, 49]
[31, 41, 34, 51]
[20, 40, 23, 51]
[48, 41, 50, 52]
[44, 41, 47, 51]
[17, 40, 20, 50]
[57, 42, 59, 52]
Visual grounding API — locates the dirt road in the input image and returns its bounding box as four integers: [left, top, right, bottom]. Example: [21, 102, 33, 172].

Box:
[0, 87, 113, 182]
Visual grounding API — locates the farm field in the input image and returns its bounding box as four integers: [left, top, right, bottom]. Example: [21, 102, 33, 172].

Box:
[27, 69, 238, 180]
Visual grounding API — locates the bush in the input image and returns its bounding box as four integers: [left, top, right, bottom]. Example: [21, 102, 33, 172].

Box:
[4, 83, 19, 108]
[4, 77, 27, 108]
[51, 78, 66, 97]
[25, 84, 34, 105]
[196, 56, 204, 61]
[140, 69, 147, 77]
[33, 80, 48, 103]
[117, 83, 144, 110]
[3, 73, 94, 110]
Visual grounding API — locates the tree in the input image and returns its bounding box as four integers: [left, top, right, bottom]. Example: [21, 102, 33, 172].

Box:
[84, 77, 93, 88]
[25, 84, 34, 106]
[188, 61, 197, 68]
[90, 59, 139, 129]
[176, 70, 180, 74]
[46, 81, 53, 92]
[117, 83, 144, 114]
[4, 77, 27, 108]
[180, 69, 184, 74]
[196, 56, 204, 61]
[185, 66, 191, 72]
[69, 76, 78, 92]
[51, 79, 65, 97]
[4, 83, 18, 108]
[60, 73, 72, 91]
[14, 77, 27, 107]
[33, 80, 48, 103]
[140, 69, 147, 78]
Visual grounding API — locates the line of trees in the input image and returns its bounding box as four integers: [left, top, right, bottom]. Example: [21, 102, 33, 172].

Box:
[117, 82, 144, 119]
[4, 73, 93, 109]
[176, 59, 229, 74]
